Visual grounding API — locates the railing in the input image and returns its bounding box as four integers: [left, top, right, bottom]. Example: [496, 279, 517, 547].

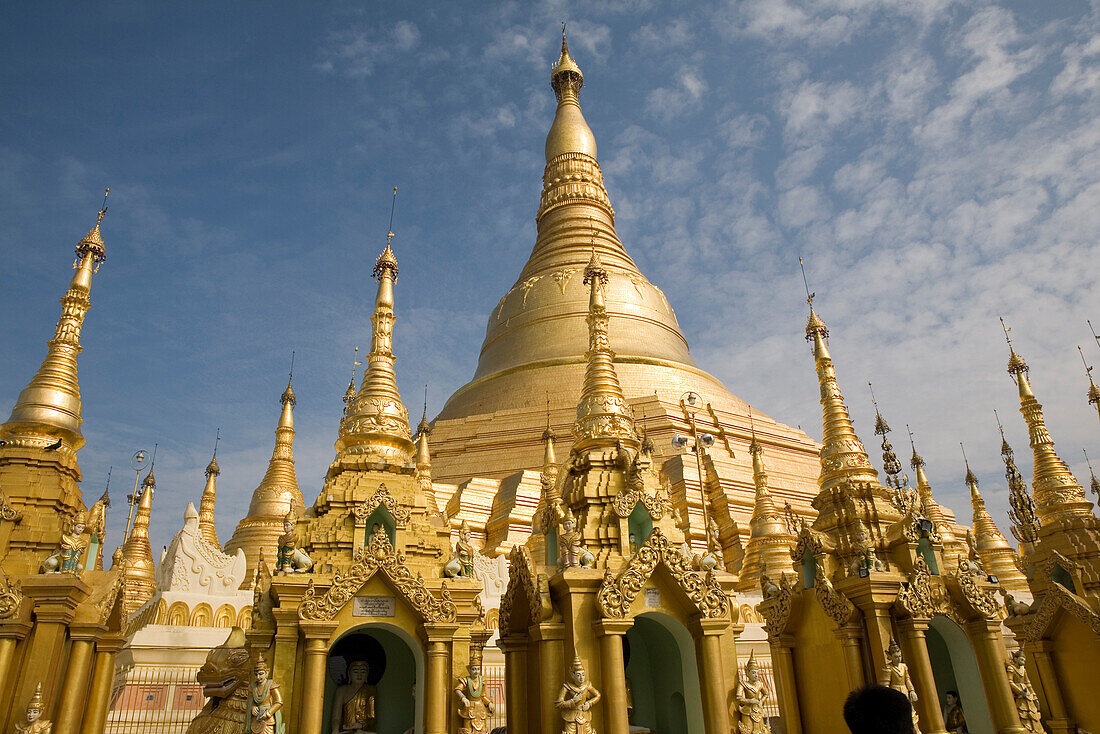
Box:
[106, 665, 203, 734]
[483, 662, 507, 730]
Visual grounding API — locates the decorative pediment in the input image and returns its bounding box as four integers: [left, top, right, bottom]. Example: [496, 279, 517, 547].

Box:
[946, 558, 1001, 620]
[499, 544, 546, 633]
[791, 524, 831, 561]
[814, 564, 858, 626]
[298, 531, 455, 622]
[352, 483, 411, 527]
[597, 528, 730, 620]
[1011, 581, 1100, 643]
[757, 572, 797, 637]
[612, 485, 671, 519]
[895, 556, 959, 622]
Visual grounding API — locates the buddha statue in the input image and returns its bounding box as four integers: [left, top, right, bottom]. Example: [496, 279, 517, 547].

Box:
[331, 660, 377, 734]
[15, 683, 52, 734]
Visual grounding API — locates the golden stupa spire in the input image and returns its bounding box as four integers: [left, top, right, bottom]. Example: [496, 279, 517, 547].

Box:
[197, 429, 221, 547]
[415, 386, 431, 468]
[224, 370, 304, 577]
[737, 410, 797, 591]
[546, 23, 595, 162]
[572, 247, 636, 444]
[997, 411, 1040, 548]
[122, 458, 157, 615]
[336, 188, 414, 466]
[0, 190, 110, 453]
[906, 426, 959, 551]
[961, 443, 1028, 590]
[801, 278, 879, 493]
[1001, 318, 1094, 524]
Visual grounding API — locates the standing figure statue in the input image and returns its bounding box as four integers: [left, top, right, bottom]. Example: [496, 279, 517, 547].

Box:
[557, 508, 594, 569]
[556, 656, 601, 734]
[42, 511, 88, 574]
[735, 651, 771, 734]
[15, 683, 52, 734]
[276, 511, 313, 574]
[1006, 649, 1043, 733]
[943, 690, 967, 733]
[87, 488, 110, 569]
[331, 660, 377, 734]
[879, 638, 920, 730]
[455, 647, 494, 734]
[444, 520, 476, 578]
[247, 658, 284, 734]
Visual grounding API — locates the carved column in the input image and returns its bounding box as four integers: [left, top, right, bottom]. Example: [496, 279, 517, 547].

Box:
[593, 619, 633, 734]
[297, 621, 337, 734]
[835, 624, 868, 689]
[769, 635, 802, 734]
[79, 633, 124, 734]
[53, 623, 102, 734]
[498, 634, 529, 734]
[423, 624, 458, 734]
[897, 618, 948, 734]
[1029, 642, 1073, 734]
[530, 622, 566, 734]
[691, 617, 731, 734]
[964, 619, 1026, 734]
[0, 619, 31, 725]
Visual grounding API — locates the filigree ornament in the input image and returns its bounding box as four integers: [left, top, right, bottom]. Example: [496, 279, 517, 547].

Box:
[94, 574, 124, 624]
[352, 484, 411, 527]
[596, 529, 729, 619]
[814, 565, 858, 626]
[757, 572, 796, 637]
[790, 525, 827, 562]
[552, 268, 578, 295]
[519, 276, 542, 306]
[298, 531, 456, 622]
[0, 491, 22, 523]
[0, 575, 23, 619]
[1012, 581, 1100, 643]
[499, 545, 544, 633]
[948, 558, 1000, 619]
[896, 556, 951, 620]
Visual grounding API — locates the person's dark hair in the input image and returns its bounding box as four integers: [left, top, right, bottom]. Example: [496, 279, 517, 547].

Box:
[946, 689, 959, 700]
[843, 685, 916, 734]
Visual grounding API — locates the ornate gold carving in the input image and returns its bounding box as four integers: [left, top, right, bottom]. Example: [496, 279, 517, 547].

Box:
[499, 544, 544, 633]
[814, 565, 858, 626]
[757, 572, 796, 637]
[1013, 580, 1100, 642]
[0, 491, 22, 523]
[612, 442, 669, 519]
[552, 268, 578, 295]
[352, 484, 411, 527]
[596, 528, 729, 619]
[0, 574, 23, 619]
[519, 276, 542, 306]
[949, 558, 1000, 619]
[298, 531, 456, 622]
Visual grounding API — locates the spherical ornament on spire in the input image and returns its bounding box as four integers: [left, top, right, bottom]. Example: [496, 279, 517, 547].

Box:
[550, 30, 583, 101]
[374, 243, 399, 281]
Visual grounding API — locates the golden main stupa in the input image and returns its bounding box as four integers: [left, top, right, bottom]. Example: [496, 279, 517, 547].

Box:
[0, 29, 1097, 734]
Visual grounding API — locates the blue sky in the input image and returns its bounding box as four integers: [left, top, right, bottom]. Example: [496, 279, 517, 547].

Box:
[2, 1, 1098, 555]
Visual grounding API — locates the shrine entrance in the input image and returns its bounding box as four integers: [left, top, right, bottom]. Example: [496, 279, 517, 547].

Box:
[623, 612, 705, 734]
[323, 624, 423, 734]
[924, 616, 994, 734]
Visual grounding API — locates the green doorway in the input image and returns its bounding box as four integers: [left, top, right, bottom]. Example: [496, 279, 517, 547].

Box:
[323, 624, 423, 734]
[623, 613, 705, 734]
[925, 616, 994, 734]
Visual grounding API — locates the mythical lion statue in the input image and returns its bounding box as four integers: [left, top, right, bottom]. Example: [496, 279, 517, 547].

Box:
[186, 627, 252, 734]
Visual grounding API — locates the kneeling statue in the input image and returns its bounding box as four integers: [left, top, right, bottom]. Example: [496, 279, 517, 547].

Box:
[331, 660, 377, 734]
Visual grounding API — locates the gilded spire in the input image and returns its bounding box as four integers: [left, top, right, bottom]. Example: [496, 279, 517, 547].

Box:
[1001, 319, 1094, 524]
[1085, 449, 1100, 507]
[0, 190, 110, 453]
[198, 431, 221, 547]
[869, 384, 904, 491]
[906, 427, 958, 551]
[336, 191, 414, 466]
[998, 413, 1040, 546]
[122, 464, 157, 615]
[224, 375, 304, 576]
[573, 248, 635, 444]
[963, 446, 1028, 591]
[1079, 345, 1100, 429]
[546, 25, 596, 162]
[737, 411, 797, 592]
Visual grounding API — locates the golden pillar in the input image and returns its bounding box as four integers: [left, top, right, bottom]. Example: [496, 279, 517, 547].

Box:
[769, 636, 802, 734]
[531, 622, 566, 734]
[593, 619, 633, 734]
[963, 620, 1026, 734]
[836, 624, 868, 689]
[498, 634, 529, 734]
[423, 625, 457, 734]
[53, 623, 102, 734]
[79, 634, 124, 734]
[691, 617, 731, 734]
[897, 618, 948, 734]
[860, 597, 896, 673]
[297, 621, 337, 734]
[1028, 642, 1073, 734]
[0, 620, 31, 723]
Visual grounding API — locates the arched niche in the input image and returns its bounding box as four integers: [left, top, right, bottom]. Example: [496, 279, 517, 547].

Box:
[363, 506, 397, 547]
[323, 623, 424, 734]
[627, 503, 654, 554]
[926, 616, 994, 734]
[213, 604, 234, 628]
[167, 602, 188, 626]
[190, 603, 213, 627]
[624, 612, 706, 734]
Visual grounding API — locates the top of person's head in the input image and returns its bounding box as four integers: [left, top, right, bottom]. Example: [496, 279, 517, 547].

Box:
[843, 685, 916, 734]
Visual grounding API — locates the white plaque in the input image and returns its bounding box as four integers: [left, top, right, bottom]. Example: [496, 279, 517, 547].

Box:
[644, 588, 661, 607]
[352, 596, 396, 617]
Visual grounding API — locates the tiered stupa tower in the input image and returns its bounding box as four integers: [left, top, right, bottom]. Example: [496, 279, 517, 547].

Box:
[224, 377, 304, 577]
[428, 32, 823, 588]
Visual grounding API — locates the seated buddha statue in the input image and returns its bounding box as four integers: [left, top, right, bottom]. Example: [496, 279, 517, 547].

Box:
[331, 661, 377, 734]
